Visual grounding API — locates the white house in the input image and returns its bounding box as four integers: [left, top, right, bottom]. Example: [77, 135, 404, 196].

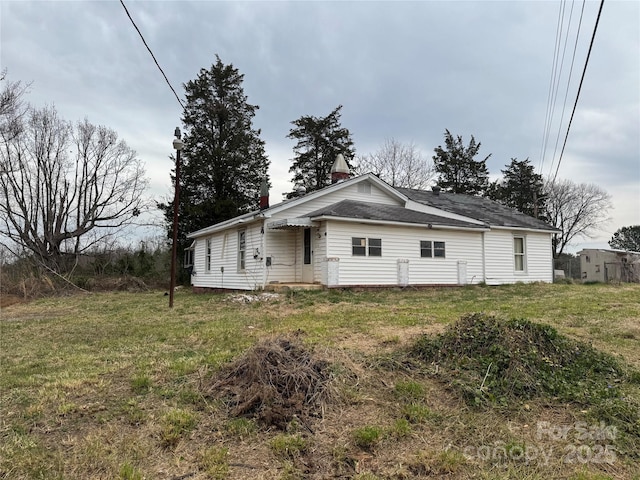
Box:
[186, 158, 558, 291]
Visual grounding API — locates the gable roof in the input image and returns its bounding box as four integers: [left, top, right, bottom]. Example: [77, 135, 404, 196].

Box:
[188, 173, 403, 238]
[188, 174, 558, 238]
[306, 199, 487, 230]
[397, 187, 557, 231]
[264, 173, 405, 216]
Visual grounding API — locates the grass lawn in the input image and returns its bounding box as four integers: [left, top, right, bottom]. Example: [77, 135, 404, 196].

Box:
[1, 282, 639, 479]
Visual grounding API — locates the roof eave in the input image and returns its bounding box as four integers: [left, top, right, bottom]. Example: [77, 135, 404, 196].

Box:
[187, 213, 264, 238]
[490, 225, 560, 234]
[310, 215, 490, 231]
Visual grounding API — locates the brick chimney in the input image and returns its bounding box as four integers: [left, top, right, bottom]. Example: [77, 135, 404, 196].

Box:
[331, 153, 350, 184]
[259, 178, 269, 210]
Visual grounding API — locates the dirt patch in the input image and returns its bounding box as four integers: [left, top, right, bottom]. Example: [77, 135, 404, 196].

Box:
[208, 335, 339, 429]
[335, 324, 446, 354]
[0, 294, 25, 308]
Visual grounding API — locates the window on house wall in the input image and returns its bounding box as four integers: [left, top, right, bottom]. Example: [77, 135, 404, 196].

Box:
[184, 248, 194, 268]
[303, 228, 311, 264]
[514, 236, 525, 271]
[352, 237, 381, 256]
[420, 241, 432, 258]
[369, 238, 382, 256]
[352, 237, 366, 256]
[238, 230, 246, 271]
[421, 240, 446, 258]
[205, 239, 212, 272]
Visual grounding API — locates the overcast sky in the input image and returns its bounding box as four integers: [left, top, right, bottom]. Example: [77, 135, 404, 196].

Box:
[1, 0, 638, 252]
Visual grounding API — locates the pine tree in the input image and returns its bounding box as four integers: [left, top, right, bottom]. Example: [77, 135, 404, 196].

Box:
[287, 105, 355, 195]
[159, 56, 269, 253]
[432, 129, 490, 195]
[609, 226, 640, 252]
[488, 158, 545, 218]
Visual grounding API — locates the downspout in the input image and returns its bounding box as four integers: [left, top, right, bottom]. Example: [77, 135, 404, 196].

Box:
[481, 231, 487, 283]
[261, 219, 268, 290]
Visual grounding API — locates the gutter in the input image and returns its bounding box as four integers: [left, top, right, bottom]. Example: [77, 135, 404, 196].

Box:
[490, 225, 561, 234]
[309, 215, 490, 232]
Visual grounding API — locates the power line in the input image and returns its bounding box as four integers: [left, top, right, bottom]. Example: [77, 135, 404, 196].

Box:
[119, 0, 185, 111]
[538, 0, 566, 174]
[552, 0, 605, 182]
[545, 0, 576, 178]
[549, 0, 587, 177]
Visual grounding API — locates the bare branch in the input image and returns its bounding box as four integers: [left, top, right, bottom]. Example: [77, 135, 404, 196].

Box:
[0, 100, 149, 271]
[543, 178, 612, 256]
[355, 138, 434, 189]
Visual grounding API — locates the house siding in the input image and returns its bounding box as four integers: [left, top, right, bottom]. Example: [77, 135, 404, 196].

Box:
[484, 230, 553, 284]
[270, 181, 401, 221]
[263, 229, 296, 284]
[326, 221, 484, 286]
[314, 224, 327, 283]
[192, 222, 265, 290]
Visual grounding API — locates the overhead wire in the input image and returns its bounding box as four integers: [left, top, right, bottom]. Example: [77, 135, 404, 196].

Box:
[538, 0, 567, 174]
[545, 0, 576, 178]
[548, 0, 587, 177]
[552, 0, 605, 182]
[119, 0, 185, 111]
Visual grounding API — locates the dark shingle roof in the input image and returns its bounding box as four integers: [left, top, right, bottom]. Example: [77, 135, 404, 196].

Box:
[397, 188, 556, 231]
[306, 200, 486, 229]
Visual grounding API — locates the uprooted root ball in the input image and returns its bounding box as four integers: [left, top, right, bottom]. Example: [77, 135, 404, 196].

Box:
[209, 335, 338, 429]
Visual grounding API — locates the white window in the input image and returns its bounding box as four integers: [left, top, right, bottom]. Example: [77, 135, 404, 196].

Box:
[205, 239, 212, 272]
[514, 236, 526, 272]
[421, 240, 445, 258]
[357, 182, 371, 194]
[352, 237, 381, 256]
[238, 230, 246, 271]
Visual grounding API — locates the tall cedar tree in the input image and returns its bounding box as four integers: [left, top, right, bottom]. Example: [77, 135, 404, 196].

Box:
[487, 158, 546, 219]
[432, 129, 490, 195]
[160, 56, 269, 255]
[287, 105, 355, 196]
[609, 225, 640, 252]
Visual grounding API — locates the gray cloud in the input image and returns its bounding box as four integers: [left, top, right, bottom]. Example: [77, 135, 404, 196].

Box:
[2, 0, 637, 249]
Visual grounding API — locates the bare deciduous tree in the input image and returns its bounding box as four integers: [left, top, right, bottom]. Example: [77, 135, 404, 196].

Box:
[0, 100, 149, 271]
[355, 138, 434, 189]
[543, 178, 612, 257]
[0, 70, 30, 146]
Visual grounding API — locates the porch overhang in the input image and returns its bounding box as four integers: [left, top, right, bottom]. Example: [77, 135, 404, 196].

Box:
[267, 217, 318, 230]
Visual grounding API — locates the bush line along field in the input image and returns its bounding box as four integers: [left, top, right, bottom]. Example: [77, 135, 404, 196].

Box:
[1, 283, 639, 480]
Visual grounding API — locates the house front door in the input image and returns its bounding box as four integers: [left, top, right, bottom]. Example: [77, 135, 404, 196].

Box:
[302, 228, 313, 283]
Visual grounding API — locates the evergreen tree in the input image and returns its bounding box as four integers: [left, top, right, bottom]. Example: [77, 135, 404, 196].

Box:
[287, 105, 355, 195]
[488, 158, 545, 218]
[432, 129, 490, 195]
[159, 56, 269, 253]
[609, 225, 640, 252]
